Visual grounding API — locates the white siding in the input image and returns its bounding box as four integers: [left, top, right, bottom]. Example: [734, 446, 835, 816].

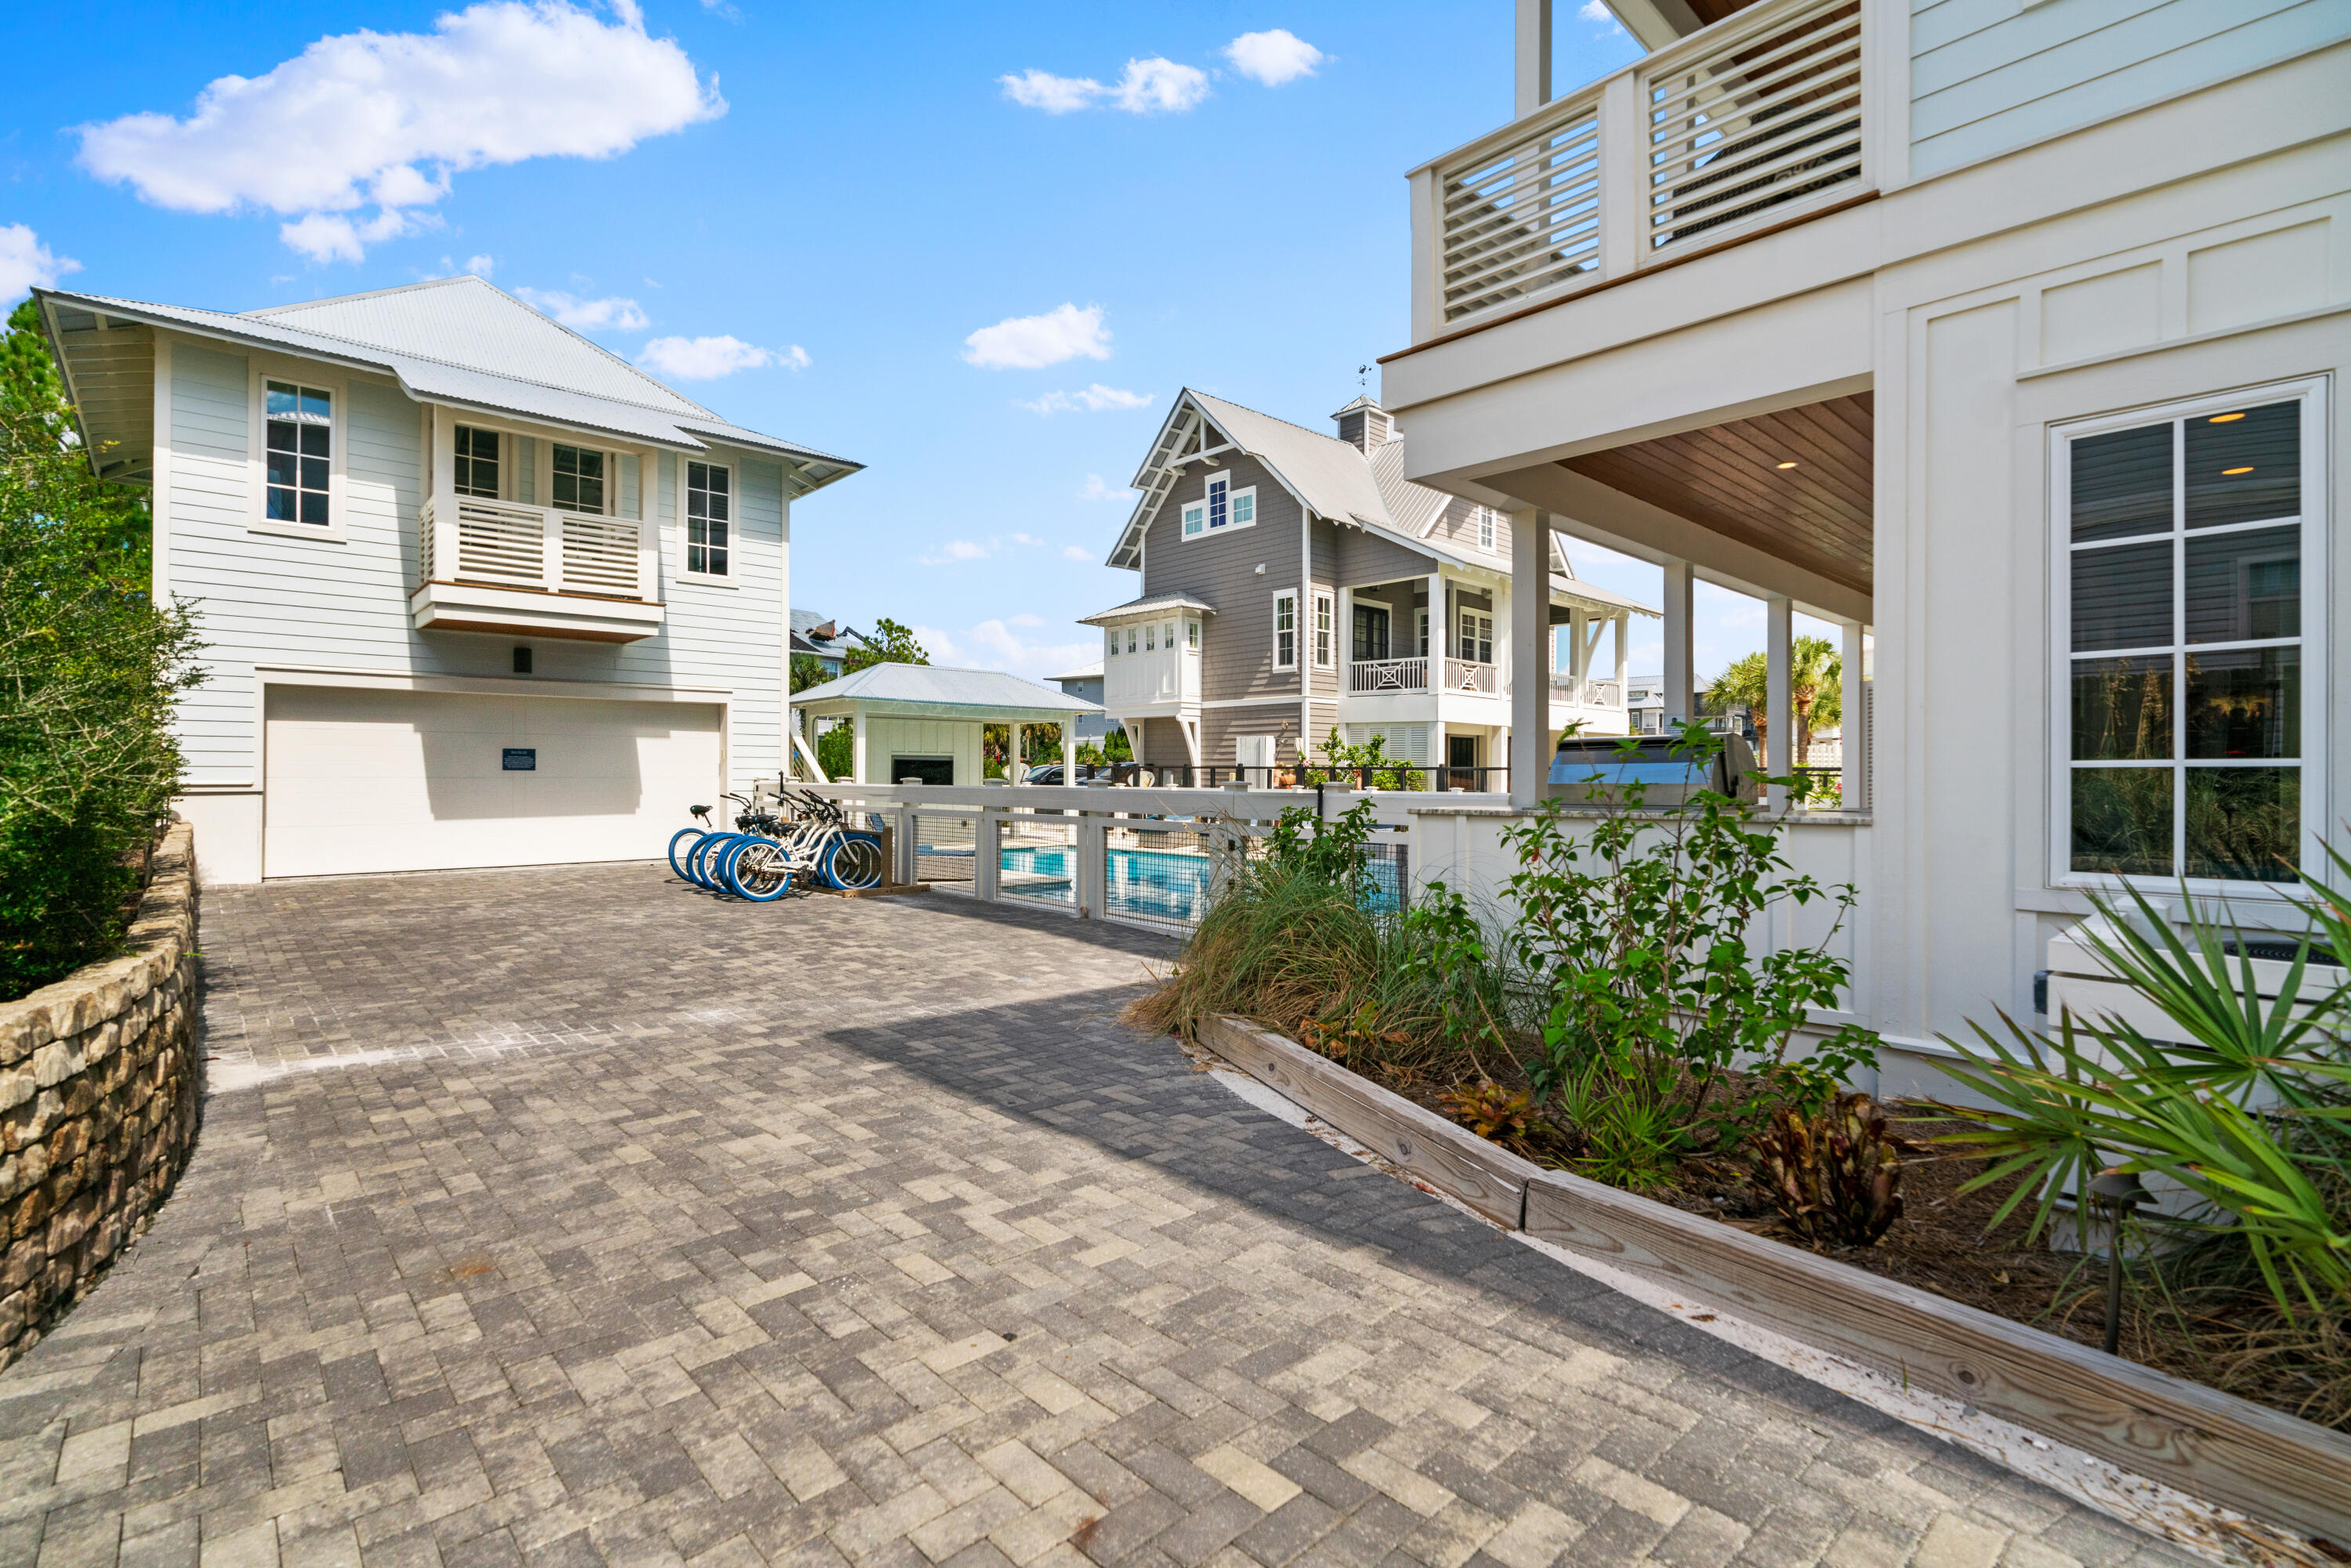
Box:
[161, 330, 789, 801]
[866, 719, 984, 785]
[1911, 0, 2346, 177]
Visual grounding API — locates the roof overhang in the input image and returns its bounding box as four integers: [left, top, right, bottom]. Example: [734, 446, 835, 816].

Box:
[792, 697, 1101, 722]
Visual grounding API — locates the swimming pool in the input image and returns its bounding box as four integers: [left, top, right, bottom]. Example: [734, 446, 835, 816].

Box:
[991, 842, 1405, 924]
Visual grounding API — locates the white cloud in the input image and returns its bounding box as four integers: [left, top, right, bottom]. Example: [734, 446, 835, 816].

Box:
[1063, 544, 1095, 561]
[962, 302, 1111, 370]
[1578, 0, 1625, 32]
[1020, 383, 1151, 415]
[1002, 56, 1210, 115]
[1077, 474, 1133, 502]
[1008, 534, 1043, 548]
[1112, 57, 1210, 113]
[74, 0, 724, 262]
[1008, 613, 1044, 628]
[1224, 30, 1323, 86]
[918, 619, 1098, 679]
[918, 539, 995, 566]
[515, 287, 649, 331]
[636, 334, 802, 378]
[998, 68, 1104, 113]
[463, 254, 494, 277]
[0, 224, 81, 303]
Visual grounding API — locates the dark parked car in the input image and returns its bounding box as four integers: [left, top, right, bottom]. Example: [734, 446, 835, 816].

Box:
[1024, 762, 1142, 787]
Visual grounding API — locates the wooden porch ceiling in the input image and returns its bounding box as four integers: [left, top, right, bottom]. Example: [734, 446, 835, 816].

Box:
[1557, 392, 1872, 596]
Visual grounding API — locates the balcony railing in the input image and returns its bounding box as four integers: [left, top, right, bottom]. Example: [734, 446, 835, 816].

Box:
[1349, 656, 1429, 693]
[419, 495, 652, 601]
[1551, 675, 1626, 707]
[1416, 0, 1865, 333]
[1444, 659, 1500, 693]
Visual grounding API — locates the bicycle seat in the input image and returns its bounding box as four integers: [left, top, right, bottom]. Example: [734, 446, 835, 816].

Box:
[690, 804, 713, 817]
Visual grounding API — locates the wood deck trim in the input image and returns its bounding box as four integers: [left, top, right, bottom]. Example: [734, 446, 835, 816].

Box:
[1193, 1012, 2351, 1544]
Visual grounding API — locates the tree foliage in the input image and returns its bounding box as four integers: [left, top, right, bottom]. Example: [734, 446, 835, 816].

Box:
[1705, 636, 1842, 762]
[842, 616, 928, 672]
[1, 300, 204, 998]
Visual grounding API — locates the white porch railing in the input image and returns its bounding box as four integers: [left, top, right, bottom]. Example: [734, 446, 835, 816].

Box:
[1349, 656, 1430, 693]
[1549, 675, 1626, 707]
[1444, 658, 1500, 693]
[1418, 0, 1866, 332]
[419, 495, 653, 600]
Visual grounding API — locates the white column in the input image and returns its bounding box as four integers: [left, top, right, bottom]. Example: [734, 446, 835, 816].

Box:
[1842, 621, 1870, 810]
[1012, 721, 1026, 784]
[1063, 721, 1077, 782]
[1514, 0, 1552, 118]
[1425, 570, 1444, 665]
[975, 809, 1001, 900]
[852, 708, 868, 784]
[429, 407, 458, 587]
[1661, 559, 1695, 722]
[1614, 613, 1629, 710]
[1766, 594, 1793, 813]
[1509, 508, 1546, 807]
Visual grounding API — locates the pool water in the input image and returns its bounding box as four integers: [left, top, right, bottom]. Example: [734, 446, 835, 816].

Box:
[989, 844, 1404, 924]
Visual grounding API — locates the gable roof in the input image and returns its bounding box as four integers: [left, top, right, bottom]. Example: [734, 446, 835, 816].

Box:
[1103, 387, 1657, 621]
[36, 276, 860, 494]
[790, 663, 1101, 717]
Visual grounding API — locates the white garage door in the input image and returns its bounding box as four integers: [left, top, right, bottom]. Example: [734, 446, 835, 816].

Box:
[264, 685, 724, 878]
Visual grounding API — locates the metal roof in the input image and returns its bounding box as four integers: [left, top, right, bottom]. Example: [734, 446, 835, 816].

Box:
[36, 278, 860, 491]
[789, 664, 1102, 716]
[1078, 592, 1216, 625]
[1045, 662, 1103, 683]
[1102, 388, 1657, 620]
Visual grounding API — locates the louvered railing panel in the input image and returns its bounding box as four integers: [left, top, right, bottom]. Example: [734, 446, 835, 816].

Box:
[1436, 89, 1603, 324]
[453, 498, 547, 586]
[560, 513, 645, 597]
[1643, 0, 1863, 253]
[419, 496, 437, 581]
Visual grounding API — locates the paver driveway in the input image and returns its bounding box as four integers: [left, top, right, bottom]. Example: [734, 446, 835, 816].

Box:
[0, 865, 2195, 1568]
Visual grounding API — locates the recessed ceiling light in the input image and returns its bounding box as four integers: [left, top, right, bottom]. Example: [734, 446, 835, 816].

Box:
[2208, 412, 2246, 423]
[1775, 461, 1798, 469]
[2222, 465, 2255, 476]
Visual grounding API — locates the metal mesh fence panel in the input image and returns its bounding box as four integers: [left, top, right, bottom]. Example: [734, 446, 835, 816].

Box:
[999, 809, 1078, 909]
[1103, 826, 1214, 933]
[914, 813, 976, 889]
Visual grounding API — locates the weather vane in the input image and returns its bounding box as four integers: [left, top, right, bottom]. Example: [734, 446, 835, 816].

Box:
[1357, 363, 1370, 392]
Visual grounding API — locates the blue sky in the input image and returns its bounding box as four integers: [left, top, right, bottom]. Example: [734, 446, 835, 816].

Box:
[0, 0, 1805, 682]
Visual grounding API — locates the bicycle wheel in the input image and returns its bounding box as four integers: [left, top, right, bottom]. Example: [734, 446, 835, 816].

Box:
[689, 832, 741, 890]
[723, 838, 795, 902]
[825, 835, 884, 891]
[667, 827, 708, 882]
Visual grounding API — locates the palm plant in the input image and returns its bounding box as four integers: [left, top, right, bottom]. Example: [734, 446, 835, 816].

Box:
[1924, 852, 2351, 1318]
[1704, 636, 1841, 763]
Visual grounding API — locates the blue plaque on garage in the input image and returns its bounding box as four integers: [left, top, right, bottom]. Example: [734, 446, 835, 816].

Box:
[502, 748, 536, 771]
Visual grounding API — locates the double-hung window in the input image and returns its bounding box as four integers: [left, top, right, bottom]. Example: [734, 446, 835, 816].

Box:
[1182, 499, 1207, 538]
[1207, 475, 1229, 531]
[551, 444, 607, 513]
[2058, 384, 2324, 885]
[686, 461, 731, 577]
[1232, 489, 1255, 527]
[1476, 507, 1496, 552]
[1458, 608, 1494, 664]
[1273, 592, 1298, 670]
[264, 381, 332, 526]
[453, 425, 500, 499]
[1313, 592, 1335, 668]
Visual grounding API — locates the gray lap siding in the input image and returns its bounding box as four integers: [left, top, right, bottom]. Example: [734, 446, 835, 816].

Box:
[1140, 451, 1304, 704]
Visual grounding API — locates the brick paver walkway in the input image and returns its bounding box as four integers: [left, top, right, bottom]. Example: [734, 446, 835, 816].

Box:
[0, 866, 2196, 1568]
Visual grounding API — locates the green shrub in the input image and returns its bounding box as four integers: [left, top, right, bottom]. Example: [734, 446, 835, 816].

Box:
[1, 302, 202, 999]
[1501, 723, 1878, 1173]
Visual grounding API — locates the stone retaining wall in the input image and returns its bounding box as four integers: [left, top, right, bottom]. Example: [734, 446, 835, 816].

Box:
[0, 820, 201, 1370]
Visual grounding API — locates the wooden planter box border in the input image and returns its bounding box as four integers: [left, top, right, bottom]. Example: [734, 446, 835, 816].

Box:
[1194, 1014, 2351, 1545]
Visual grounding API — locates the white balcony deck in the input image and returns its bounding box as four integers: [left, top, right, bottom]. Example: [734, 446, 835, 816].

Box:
[1410, 0, 1867, 343]
[410, 495, 665, 643]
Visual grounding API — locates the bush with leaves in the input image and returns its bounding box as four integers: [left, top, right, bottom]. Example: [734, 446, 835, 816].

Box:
[2, 302, 203, 998]
[1299, 727, 1425, 791]
[1751, 1092, 1905, 1246]
[1500, 722, 1878, 1182]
